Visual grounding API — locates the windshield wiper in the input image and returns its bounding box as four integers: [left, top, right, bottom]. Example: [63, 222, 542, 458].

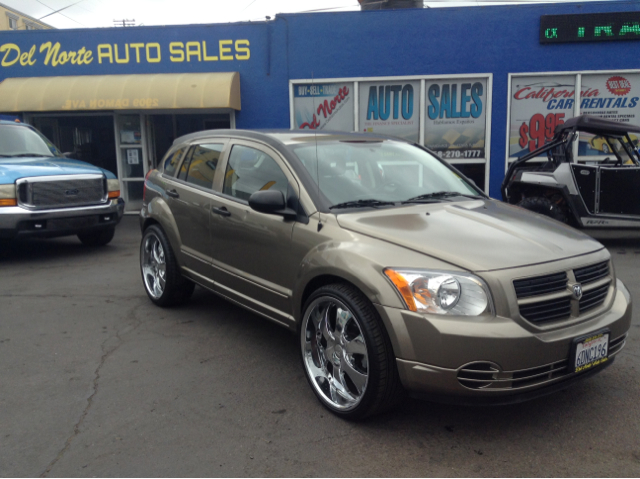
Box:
[402, 191, 484, 204]
[330, 199, 396, 210]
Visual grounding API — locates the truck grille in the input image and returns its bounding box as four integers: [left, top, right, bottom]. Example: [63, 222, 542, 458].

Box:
[17, 175, 106, 210]
[514, 260, 612, 325]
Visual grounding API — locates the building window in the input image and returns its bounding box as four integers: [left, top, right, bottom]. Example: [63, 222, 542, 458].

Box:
[7, 14, 19, 30]
[25, 22, 40, 30]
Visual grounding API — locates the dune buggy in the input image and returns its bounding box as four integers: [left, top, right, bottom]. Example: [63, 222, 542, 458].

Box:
[502, 115, 640, 238]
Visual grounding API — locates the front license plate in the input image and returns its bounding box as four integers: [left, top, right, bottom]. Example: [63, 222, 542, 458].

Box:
[572, 330, 609, 373]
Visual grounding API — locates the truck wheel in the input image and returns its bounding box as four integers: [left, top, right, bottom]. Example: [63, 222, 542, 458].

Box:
[300, 283, 403, 419]
[140, 225, 195, 307]
[517, 197, 568, 223]
[78, 227, 115, 246]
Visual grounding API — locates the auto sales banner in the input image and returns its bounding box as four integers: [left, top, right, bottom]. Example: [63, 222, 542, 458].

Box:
[358, 80, 420, 142]
[424, 78, 487, 160]
[509, 75, 576, 158]
[293, 82, 354, 131]
[579, 73, 640, 156]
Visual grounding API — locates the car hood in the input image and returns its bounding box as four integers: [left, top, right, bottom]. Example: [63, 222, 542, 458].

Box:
[0, 156, 115, 182]
[336, 199, 603, 272]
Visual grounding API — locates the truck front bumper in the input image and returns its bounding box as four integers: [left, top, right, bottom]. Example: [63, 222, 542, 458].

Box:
[0, 198, 124, 239]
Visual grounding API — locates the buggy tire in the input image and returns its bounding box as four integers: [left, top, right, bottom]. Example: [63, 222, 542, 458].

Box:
[77, 226, 115, 247]
[300, 283, 404, 419]
[140, 225, 195, 307]
[517, 196, 568, 223]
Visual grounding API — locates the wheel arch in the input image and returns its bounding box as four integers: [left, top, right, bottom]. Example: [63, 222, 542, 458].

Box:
[141, 196, 183, 260]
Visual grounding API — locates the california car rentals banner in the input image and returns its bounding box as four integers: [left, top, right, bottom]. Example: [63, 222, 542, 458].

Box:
[424, 78, 487, 160]
[509, 75, 576, 158]
[358, 80, 420, 142]
[579, 73, 640, 156]
[293, 82, 354, 131]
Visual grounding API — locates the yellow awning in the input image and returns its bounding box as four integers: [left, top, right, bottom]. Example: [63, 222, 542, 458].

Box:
[0, 72, 241, 112]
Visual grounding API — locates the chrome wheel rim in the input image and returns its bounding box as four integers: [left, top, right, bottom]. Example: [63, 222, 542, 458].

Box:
[141, 233, 167, 299]
[302, 296, 369, 411]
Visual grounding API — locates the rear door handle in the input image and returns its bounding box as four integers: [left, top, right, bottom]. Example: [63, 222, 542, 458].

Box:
[211, 206, 231, 217]
[166, 189, 179, 198]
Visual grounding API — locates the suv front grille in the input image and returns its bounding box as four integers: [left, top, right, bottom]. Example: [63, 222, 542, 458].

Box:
[17, 175, 106, 210]
[574, 261, 609, 284]
[514, 260, 612, 325]
[513, 272, 567, 298]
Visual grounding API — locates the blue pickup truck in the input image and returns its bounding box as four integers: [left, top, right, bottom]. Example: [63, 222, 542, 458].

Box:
[0, 120, 124, 246]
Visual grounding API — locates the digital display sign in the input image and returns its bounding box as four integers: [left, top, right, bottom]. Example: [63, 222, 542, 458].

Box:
[540, 12, 640, 44]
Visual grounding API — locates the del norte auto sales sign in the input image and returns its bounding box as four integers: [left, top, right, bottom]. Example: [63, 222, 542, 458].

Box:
[293, 83, 354, 131]
[509, 73, 640, 157]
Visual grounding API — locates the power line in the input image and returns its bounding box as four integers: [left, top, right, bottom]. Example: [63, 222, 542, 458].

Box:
[35, 0, 87, 27]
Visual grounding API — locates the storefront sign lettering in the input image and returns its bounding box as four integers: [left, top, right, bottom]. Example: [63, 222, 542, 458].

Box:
[0, 39, 251, 68]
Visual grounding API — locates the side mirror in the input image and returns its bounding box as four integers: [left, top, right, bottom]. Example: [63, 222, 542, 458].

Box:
[248, 190, 297, 220]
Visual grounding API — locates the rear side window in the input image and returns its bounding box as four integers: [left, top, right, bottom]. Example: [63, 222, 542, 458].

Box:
[179, 143, 224, 189]
[163, 147, 185, 176]
[223, 145, 289, 201]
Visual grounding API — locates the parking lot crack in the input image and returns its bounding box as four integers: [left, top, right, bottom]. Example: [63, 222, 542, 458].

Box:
[39, 304, 145, 477]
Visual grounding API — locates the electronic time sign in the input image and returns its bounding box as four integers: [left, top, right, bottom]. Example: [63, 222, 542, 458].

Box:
[540, 12, 640, 44]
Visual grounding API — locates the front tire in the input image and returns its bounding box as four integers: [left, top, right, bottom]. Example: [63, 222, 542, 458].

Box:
[517, 196, 568, 223]
[300, 283, 403, 419]
[78, 226, 115, 246]
[140, 225, 195, 307]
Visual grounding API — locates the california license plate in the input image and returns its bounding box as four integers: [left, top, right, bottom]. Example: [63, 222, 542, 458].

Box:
[572, 330, 609, 373]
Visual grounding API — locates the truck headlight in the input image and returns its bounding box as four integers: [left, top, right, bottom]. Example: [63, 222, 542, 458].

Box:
[107, 179, 120, 199]
[0, 184, 17, 207]
[384, 268, 493, 316]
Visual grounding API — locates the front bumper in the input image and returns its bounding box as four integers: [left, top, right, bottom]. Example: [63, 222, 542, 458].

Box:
[0, 198, 124, 239]
[377, 279, 632, 402]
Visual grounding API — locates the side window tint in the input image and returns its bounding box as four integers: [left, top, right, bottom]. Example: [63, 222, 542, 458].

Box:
[163, 147, 185, 177]
[185, 144, 224, 189]
[223, 145, 289, 201]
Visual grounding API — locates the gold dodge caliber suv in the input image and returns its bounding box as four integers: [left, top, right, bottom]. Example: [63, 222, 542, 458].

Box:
[140, 130, 632, 419]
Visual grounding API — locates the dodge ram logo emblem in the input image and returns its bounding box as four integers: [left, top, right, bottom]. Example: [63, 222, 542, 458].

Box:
[65, 189, 80, 196]
[572, 284, 583, 300]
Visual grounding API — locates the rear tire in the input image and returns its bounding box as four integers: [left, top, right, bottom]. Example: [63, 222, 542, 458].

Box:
[517, 196, 568, 223]
[140, 225, 195, 307]
[77, 227, 115, 247]
[300, 283, 403, 419]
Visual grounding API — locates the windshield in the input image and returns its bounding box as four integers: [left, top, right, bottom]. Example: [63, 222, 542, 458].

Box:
[290, 140, 480, 206]
[0, 125, 60, 158]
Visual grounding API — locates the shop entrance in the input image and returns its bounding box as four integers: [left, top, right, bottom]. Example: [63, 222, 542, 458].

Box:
[28, 111, 232, 213]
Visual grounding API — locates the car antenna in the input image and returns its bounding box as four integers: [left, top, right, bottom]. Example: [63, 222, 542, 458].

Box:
[311, 72, 323, 232]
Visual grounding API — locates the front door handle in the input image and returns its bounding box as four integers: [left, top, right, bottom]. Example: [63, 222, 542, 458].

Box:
[166, 189, 179, 198]
[211, 206, 231, 217]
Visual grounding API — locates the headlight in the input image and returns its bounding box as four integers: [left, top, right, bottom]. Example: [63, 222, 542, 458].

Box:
[107, 179, 120, 199]
[0, 184, 17, 207]
[384, 268, 493, 316]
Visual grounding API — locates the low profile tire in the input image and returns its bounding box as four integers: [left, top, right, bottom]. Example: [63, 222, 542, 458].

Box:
[517, 196, 568, 223]
[300, 283, 403, 419]
[77, 226, 115, 246]
[140, 225, 195, 307]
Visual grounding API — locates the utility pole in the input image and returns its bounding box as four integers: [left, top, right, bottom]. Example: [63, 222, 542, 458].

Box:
[113, 19, 136, 27]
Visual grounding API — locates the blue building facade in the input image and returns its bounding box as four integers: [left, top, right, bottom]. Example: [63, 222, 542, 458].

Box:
[1, 0, 639, 206]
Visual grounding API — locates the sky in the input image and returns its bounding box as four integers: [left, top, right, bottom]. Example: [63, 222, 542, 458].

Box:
[3, 0, 607, 29]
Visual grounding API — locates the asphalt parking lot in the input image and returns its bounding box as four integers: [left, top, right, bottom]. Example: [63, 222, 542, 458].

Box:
[1, 216, 639, 477]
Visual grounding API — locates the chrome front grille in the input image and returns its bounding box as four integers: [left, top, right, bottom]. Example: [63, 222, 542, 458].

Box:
[457, 333, 626, 390]
[17, 174, 106, 210]
[513, 260, 612, 325]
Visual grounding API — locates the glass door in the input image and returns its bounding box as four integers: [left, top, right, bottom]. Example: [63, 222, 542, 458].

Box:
[115, 114, 148, 212]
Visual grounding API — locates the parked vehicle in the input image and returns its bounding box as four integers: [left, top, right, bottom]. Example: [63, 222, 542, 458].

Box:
[140, 129, 631, 418]
[0, 120, 124, 245]
[502, 115, 640, 237]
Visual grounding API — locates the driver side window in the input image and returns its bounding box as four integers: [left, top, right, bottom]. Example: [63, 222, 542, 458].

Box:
[223, 145, 289, 201]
